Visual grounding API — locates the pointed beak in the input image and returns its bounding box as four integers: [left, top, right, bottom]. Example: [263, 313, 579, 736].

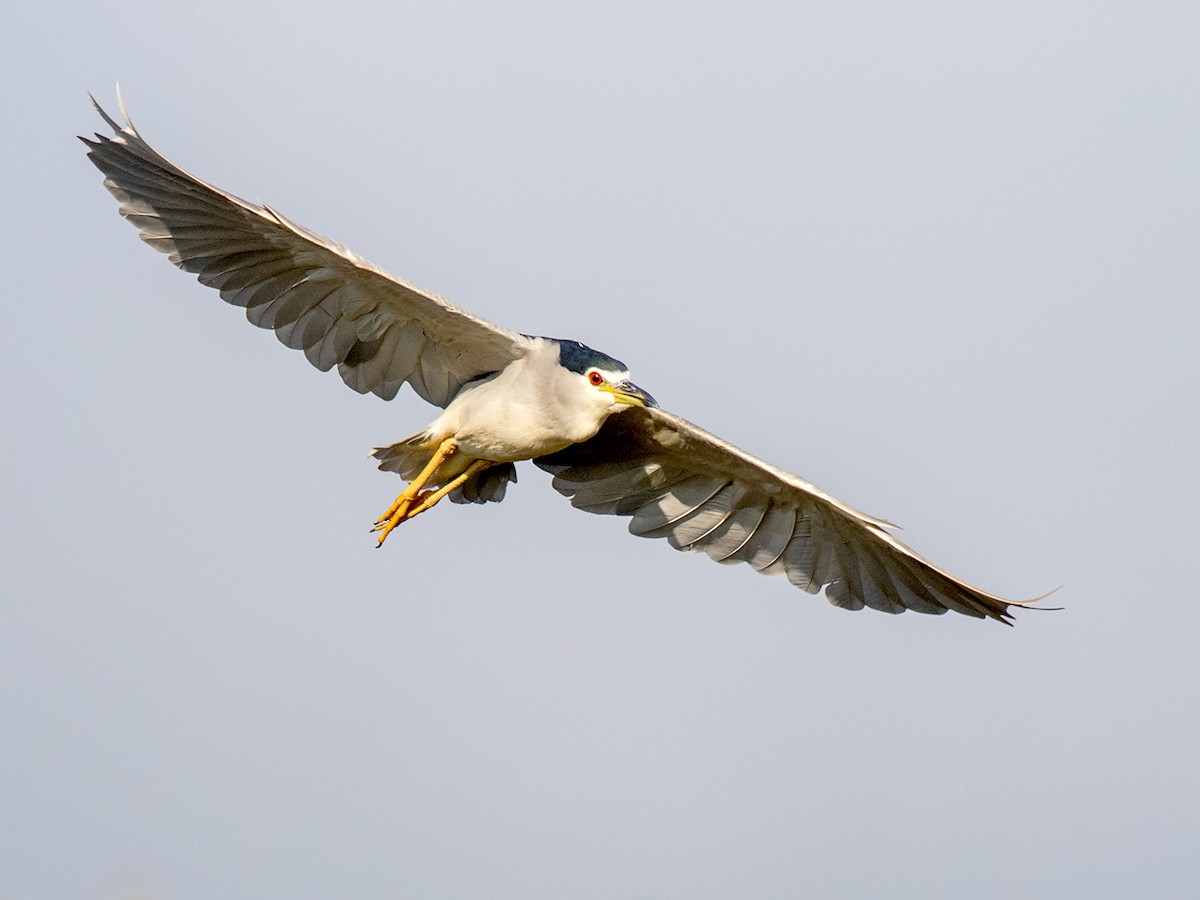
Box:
[611, 380, 657, 409]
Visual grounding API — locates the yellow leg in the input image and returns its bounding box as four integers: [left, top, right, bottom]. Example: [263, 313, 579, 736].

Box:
[372, 458, 491, 548]
[372, 438, 458, 545]
[401, 459, 491, 520]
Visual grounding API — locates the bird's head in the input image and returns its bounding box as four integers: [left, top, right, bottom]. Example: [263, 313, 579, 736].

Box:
[553, 339, 657, 410]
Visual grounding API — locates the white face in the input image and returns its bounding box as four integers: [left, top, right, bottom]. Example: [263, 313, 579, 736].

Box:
[582, 366, 652, 409]
[583, 366, 631, 391]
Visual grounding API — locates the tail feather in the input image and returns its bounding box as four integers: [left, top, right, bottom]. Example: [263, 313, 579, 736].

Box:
[371, 432, 435, 481]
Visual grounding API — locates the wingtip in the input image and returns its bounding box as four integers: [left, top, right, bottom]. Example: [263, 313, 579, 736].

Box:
[87, 84, 136, 137]
[1017, 583, 1066, 612]
[998, 584, 1065, 624]
[88, 89, 120, 134]
[115, 83, 136, 133]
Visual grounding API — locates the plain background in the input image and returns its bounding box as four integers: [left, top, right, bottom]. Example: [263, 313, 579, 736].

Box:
[3, 3, 1197, 898]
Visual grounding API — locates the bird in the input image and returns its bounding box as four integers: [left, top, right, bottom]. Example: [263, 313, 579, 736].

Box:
[81, 93, 1048, 624]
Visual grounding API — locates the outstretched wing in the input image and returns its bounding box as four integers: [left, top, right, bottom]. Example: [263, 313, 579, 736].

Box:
[536, 406, 1045, 623]
[82, 95, 532, 407]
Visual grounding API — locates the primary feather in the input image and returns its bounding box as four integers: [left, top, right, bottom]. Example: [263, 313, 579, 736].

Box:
[536, 407, 1044, 623]
[81, 94, 531, 407]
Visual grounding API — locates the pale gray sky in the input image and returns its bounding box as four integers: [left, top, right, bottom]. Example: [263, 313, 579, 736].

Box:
[3, 2, 1198, 898]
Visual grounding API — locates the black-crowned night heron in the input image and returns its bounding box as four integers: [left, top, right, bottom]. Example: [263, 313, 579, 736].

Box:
[82, 95, 1048, 624]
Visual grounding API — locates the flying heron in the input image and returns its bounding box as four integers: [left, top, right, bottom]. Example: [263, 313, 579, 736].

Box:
[82, 94, 1048, 624]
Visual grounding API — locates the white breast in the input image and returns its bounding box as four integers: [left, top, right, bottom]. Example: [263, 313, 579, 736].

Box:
[423, 340, 618, 462]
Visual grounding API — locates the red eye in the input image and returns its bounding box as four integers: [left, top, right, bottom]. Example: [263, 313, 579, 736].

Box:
[588, 371, 604, 386]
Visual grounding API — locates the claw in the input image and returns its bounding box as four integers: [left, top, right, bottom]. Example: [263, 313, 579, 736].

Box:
[371, 438, 459, 546]
[372, 459, 492, 547]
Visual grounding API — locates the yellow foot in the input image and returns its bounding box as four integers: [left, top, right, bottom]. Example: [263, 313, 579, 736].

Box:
[371, 437, 460, 547]
[371, 489, 435, 546]
[372, 488, 426, 529]
[370, 459, 492, 549]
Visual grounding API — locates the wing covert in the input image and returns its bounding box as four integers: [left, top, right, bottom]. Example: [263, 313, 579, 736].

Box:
[536, 406, 1044, 623]
[82, 95, 531, 407]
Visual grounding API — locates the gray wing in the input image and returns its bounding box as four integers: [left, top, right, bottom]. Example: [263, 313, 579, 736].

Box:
[536, 406, 1045, 623]
[81, 95, 532, 406]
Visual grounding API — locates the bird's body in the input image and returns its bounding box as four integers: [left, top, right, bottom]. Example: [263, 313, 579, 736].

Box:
[82, 93, 1049, 624]
[421, 339, 637, 466]
[372, 337, 647, 508]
